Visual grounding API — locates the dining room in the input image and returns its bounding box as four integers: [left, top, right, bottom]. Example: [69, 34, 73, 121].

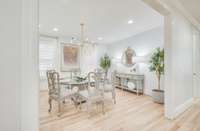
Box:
[39, 0, 165, 130]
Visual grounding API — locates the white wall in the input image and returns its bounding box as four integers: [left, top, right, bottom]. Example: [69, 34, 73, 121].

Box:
[171, 14, 193, 108]
[165, 12, 198, 118]
[0, 0, 21, 130]
[107, 27, 164, 95]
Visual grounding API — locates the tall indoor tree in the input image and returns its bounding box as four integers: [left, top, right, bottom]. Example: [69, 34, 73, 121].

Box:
[149, 48, 164, 103]
[100, 54, 111, 78]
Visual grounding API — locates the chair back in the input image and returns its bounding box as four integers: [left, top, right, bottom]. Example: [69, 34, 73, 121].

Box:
[88, 72, 97, 88]
[46, 70, 61, 98]
[87, 72, 104, 96]
[95, 69, 106, 80]
[52, 72, 60, 88]
[111, 70, 117, 88]
[46, 70, 56, 91]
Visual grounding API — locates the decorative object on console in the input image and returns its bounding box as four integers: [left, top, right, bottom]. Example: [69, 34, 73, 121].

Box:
[60, 43, 80, 71]
[100, 54, 111, 78]
[149, 47, 164, 104]
[127, 82, 135, 90]
[121, 47, 136, 67]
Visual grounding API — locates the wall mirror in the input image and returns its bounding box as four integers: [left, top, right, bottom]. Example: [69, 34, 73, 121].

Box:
[121, 47, 136, 67]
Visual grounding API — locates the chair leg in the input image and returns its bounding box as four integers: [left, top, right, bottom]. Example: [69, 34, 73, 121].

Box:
[79, 101, 82, 110]
[48, 98, 52, 112]
[112, 91, 116, 104]
[87, 101, 92, 117]
[102, 101, 105, 114]
[57, 101, 62, 117]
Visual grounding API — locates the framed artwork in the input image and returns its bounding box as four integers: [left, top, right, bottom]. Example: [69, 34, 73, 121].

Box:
[60, 43, 80, 71]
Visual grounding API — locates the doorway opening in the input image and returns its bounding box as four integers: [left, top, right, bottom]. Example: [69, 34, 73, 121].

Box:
[38, 0, 166, 130]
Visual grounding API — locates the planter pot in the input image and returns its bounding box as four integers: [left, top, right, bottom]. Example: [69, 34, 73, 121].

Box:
[152, 89, 164, 104]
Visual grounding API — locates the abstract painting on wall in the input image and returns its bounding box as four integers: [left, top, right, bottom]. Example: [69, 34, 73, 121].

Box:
[61, 43, 80, 71]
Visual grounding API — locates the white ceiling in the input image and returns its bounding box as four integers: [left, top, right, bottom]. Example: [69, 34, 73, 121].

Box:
[39, 0, 163, 44]
[180, 0, 200, 25]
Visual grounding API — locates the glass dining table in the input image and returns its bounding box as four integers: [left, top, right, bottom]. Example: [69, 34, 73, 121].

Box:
[60, 78, 94, 108]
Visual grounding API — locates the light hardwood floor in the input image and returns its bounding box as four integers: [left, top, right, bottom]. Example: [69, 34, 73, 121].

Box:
[40, 89, 200, 131]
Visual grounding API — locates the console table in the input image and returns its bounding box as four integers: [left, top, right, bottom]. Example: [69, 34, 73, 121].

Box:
[114, 72, 144, 95]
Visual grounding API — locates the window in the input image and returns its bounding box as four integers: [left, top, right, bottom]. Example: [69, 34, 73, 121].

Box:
[39, 37, 58, 79]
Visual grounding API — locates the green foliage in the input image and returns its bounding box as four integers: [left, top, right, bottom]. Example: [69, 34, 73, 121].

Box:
[149, 48, 164, 76]
[149, 48, 164, 90]
[100, 54, 111, 71]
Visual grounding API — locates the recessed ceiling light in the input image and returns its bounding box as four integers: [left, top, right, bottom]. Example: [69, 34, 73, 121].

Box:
[53, 27, 59, 32]
[128, 20, 133, 24]
[38, 24, 41, 28]
[98, 37, 103, 40]
[85, 38, 89, 41]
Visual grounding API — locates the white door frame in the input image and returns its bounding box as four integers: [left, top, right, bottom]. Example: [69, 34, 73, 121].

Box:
[21, 0, 200, 130]
[193, 29, 200, 98]
[21, 0, 39, 131]
[22, 0, 172, 131]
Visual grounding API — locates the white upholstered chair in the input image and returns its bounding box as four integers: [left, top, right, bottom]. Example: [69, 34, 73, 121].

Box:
[79, 72, 105, 115]
[96, 70, 116, 104]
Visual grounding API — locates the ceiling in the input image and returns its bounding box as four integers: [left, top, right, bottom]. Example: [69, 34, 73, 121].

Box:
[180, 0, 200, 25]
[39, 0, 163, 44]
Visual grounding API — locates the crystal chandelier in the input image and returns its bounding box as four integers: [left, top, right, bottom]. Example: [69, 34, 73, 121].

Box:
[80, 23, 95, 47]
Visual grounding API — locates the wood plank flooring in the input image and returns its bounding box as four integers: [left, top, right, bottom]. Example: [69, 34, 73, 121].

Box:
[40, 89, 200, 131]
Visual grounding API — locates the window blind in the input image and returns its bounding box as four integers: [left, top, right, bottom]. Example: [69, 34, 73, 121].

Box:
[39, 37, 58, 79]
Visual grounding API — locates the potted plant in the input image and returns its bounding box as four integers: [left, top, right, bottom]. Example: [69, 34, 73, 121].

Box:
[149, 48, 164, 104]
[100, 54, 111, 78]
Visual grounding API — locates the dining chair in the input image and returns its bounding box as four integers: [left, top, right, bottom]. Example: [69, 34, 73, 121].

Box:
[79, 72, 105, 115]
[96, 70, 117, 104]
[46, 70, 75, 116]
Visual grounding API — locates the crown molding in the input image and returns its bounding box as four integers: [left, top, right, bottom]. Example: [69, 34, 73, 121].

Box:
[160, 0, 200, 30]
[142, 0, 170, 16]
[143, 0, 200, 30]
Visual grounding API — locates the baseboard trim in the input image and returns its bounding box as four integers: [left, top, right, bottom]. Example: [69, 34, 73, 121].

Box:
[172, 98, 193, 119]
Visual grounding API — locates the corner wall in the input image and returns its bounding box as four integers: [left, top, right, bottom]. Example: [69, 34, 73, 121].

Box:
[165, 11, 197, 119]
[143, 0, 200, 119]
